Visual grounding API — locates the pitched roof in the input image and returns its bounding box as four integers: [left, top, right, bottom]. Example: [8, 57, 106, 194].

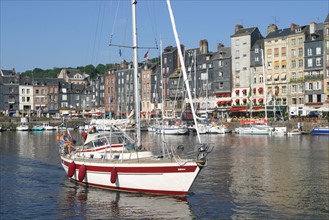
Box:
[231, 27, 257, 37]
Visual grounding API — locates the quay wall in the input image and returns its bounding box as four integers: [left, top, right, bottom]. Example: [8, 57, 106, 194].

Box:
[0, 116, 328, 132]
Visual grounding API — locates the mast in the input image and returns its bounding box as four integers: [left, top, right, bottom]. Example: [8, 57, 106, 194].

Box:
[166, 0, 201, 144]
[132, 0, 141, 147]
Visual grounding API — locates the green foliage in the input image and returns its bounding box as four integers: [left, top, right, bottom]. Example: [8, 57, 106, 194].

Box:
[19, 63, 120, 79]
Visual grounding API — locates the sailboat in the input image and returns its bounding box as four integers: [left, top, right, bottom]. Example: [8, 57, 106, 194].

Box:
[59, 0, 212, 196]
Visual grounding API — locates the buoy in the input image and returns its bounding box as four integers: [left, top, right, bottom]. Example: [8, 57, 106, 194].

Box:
[78, 165, 86, 182]
[67, 161, 76, 177]
[110, 167, 117, 184]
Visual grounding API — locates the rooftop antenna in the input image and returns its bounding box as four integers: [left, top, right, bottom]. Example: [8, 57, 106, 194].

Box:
[272, 16, 280, 26]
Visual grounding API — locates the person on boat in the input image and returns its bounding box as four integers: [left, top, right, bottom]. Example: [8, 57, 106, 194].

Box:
[81, 131, 88, 141]
[88, 126, 97, 134]
[60, 131, 74, 154]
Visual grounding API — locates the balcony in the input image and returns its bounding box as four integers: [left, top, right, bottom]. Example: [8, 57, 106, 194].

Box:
[305, 102, 323, 106]
[304, 75, 324, 80]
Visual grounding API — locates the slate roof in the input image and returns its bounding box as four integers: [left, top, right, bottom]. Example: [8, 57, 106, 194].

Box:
[265, 25, 308, 39]
[231, 27, 257, 38]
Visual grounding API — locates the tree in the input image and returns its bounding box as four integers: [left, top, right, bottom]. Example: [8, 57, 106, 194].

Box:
[84, 64, 96, 78]
[96, 64, 106, 75]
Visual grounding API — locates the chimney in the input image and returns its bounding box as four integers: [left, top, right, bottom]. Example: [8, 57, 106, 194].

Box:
[217, 43, 224, 51]
[235, 24, 244, 33]
[199, 39, 208, 54]
[309, 22, 316, 34]
[267, 24, 278, 34]
[290, 23, 298, 31]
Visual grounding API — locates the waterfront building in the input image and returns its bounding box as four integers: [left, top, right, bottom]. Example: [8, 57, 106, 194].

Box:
[0, 69, 20, 116]
[115, 60, 135, 119]
[104, 69, 117, 118]
[141, 62, 157, 120]
[211, 43, 232, 118]
[162, 45, 179, 117]
[304, 22, 325, 110]
[231, 24, 264, 109]
[19, 77, 34, 116]
[323, 14, 329, 106]
[33, 79, 49, 117]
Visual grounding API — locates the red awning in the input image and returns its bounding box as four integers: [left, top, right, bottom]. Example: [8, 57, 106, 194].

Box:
[252, 98, 256, 102]
[243, 98, 247, 102]
[258, 98, 263, 102]
[235, 99, 239, 103]
[235, 90, 239, 93]
[242, 89, 247, 93]
[258, 87, 263, 92]
[230, 107, 247, 112]
[90, 111, 104, 115]
[253, 88, 256, 91]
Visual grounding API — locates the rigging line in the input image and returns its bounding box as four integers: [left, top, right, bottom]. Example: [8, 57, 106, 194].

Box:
[109, 43, 158, 49]
[91, 2, 103, 65]
[145, 0, 159, 50]
[95, 1, 106, 64]
[109, 0, 121, 45]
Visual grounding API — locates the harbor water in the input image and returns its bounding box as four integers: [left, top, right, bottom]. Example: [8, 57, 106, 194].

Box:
[0, 131, 328, 219]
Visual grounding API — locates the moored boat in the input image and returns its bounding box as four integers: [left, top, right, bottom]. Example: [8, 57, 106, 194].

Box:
[311, 127, 329, 135]
[59, 0, 212, 196]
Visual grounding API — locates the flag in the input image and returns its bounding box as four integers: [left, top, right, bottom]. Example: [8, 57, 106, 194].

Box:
[119, 49, 122, 57]
[144, 50, 149, 60]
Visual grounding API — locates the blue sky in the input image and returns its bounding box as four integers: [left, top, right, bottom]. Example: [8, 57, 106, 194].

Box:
[1, 0, 328, 73]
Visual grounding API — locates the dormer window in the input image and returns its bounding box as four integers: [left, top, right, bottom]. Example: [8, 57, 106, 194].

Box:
[295, 28, 301, 33]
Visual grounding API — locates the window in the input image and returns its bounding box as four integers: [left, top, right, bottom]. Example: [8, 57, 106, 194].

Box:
[235, 62, 240, 71]
[282, 86, 287, 94]
[291, 39, 296, 45]
[298, 84, 304, 93]
[282, 60, 286, 68]
[267, 49, 272, 57]
[274, 48, 279, 57]
[292, 60, 296, 68]
[255, 48, 259, 53]
[62, 88, 67, 93]
[307, 48, 312, 56]
[62, 95, 67, 101]
[253, 75, 256, 84]
[292, 72, 296, 80]
[291, 85, 296, 93]
[267, 62, 272, 69]
[291, 49, 296, 57]
[307, 59, 313, 67]
[298, 59, 303, 67]
[235, 39, 240, 46]
[281, 47, 286, 56]
[27, 89, 30, 94]
[255, 57, 259, 62]
[22, 89, 25, 94]
[236, 50, 240, 58]
[219, 82, 223, 88]
[218, 71, 223, 77]
[316, 58, 321, 66]
[298, 37, 303, 44]
[298, 48, 303, 56]
[316, 47, 321, 55]
[308, 83, 313, 90]
[259, 74, 264, 83]
[218, 60, 223, 67]
[274, 60, 279, 68]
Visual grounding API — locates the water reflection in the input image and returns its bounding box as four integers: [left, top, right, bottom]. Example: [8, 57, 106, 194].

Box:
[58, 180, 194, 219]
[0, 131, 328, 219]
